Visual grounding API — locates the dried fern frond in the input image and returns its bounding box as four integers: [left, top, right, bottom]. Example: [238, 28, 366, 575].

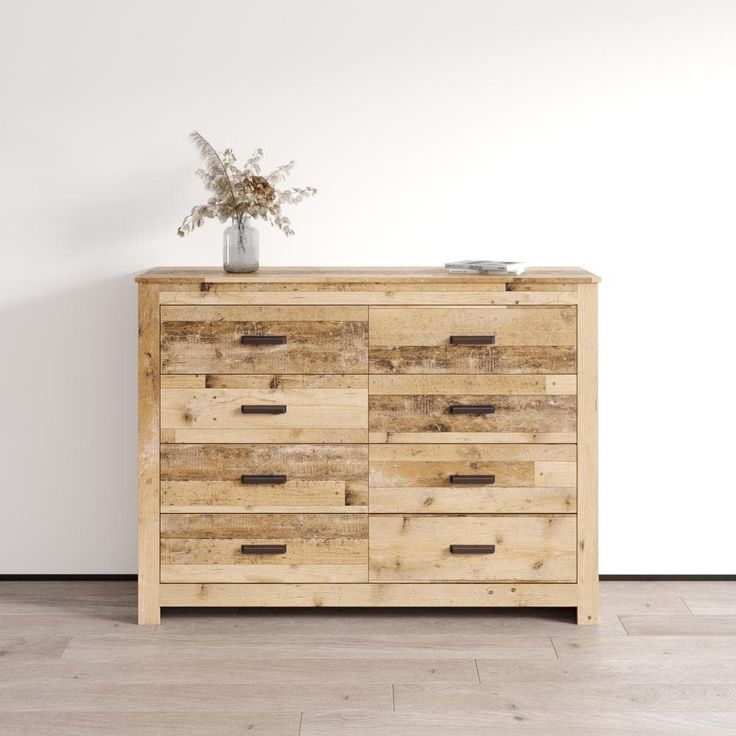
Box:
[189, 131, 238, 206]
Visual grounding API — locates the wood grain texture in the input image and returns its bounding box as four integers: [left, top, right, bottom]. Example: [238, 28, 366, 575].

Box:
[370, 345, 577, 375]
[394, 682, 736, 713]
[161, 305, 367, 374]
[0, 656, 479, 685]
[158, 582, 577, 608]
[137, 282, 160, 625]
[137, 266, 601, 283]
[0, 636, 71, 660]
[162, 537, 366, 565]
[621, 615, 736, 636]
[370, 306, 576, 374]
[160, 513, 368, 583]
[161, 385, 367, 444]
[165, 282, 512, 293]
[369, 444, 576, 513]
[369, 375, 576, 444]
[299, 711, 736, 736]
[162, 374, 368, 390]
[63, 631, 560, 663]
[369, 515, 577, 582]
[683, 599, 736, 615]
[371, 307, 576, 347]
[597, 580, 736, 599]
[474, 657, 736, 684]
[0, 581, 136, 610]
[0, 713, 300, 736]
[370, 445, 577, 462]
[597, 591, 692, 616]
[0, 613, 154, 639]
[160, 564, 368, 584]
[369, 487, 575, 514]
[162, 305, 368, 321]
[162, 428, 369, 443]
[369, 374, 576, 395]
[161, 443, 368, 510]
[161, 481, 361, 514]
[160, 290, 579, 305]
[576, 283, 598, 624]
[551, 635, 736, 660]
[147, 607, 616, 638]
[158, 281, 581, 292]
[0, 682, 391, 713]
[161, 513, 367, 538]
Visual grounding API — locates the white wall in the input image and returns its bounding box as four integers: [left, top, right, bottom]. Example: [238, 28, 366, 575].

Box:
[1, 0, 735, 574]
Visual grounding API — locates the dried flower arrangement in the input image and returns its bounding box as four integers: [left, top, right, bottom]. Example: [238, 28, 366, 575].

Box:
[177, 131, 316, 238]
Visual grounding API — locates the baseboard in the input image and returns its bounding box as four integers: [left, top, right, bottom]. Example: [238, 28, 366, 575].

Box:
[599, 574, 736, 581]
[0, 574, 137, 581]
[1, 574, 734, 581]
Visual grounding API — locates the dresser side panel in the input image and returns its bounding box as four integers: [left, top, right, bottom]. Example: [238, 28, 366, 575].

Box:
[138, 282, 161, 625]
[576, 283, 599, 623]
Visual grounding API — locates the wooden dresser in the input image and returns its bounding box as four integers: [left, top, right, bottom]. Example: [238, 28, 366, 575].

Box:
[136, 267, 599, 625]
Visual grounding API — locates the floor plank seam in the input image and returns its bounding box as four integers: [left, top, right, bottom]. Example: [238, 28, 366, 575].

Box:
[392, 684, 396, 712]
[549, 635, 559, 658]
[618, 615, 631, 635]
[474, 658, 481, 683]
[57, 636, 73, 660]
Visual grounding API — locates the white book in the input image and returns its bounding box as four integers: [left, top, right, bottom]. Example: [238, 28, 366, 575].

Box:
[445, 260, 526, 275]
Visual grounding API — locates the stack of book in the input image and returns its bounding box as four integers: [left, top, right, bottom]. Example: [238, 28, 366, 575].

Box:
[445, 260, 526, 275]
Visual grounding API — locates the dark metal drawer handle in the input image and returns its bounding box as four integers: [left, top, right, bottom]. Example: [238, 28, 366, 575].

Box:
[449, 405, 495, 415]
[450, 335, 495, 345]
[450, 544, 496, 555]
[241, 405, 287, 414]
[241, 474, 287, 485]
[450, 474, 495, 485]
[241, 335, 287, 345]
[241, 544, 287, 555]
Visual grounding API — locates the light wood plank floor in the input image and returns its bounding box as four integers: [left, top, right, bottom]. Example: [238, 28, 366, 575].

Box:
[1, 581, 735, 735]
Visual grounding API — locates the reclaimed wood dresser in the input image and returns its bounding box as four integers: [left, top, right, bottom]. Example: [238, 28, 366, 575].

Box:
[136, 267, 599, 624]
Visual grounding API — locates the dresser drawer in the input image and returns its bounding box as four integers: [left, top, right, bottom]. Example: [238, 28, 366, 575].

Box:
[370, 444, 576, 513]
[161, 513, 368, 583]
[369, 375, 576, 443]
[161, 444, 368, 512]
[369, 306, 575, 374]
[161, 375, 368, 443]
[369, 515, 576, 582]
[161, 305, 368, 374]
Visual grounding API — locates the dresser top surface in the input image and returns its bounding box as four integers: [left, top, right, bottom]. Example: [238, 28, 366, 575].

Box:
[136, 266, 599, 284]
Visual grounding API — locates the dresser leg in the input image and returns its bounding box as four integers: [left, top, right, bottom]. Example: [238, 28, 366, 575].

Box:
[576, 599, 598, 625]
[138, 603, 161, 626]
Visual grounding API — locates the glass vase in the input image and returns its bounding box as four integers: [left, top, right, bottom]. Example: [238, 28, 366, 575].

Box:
[223, 217, 259, 273]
